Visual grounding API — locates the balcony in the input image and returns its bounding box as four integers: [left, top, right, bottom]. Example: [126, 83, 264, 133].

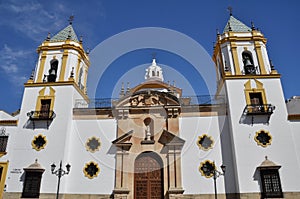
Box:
[26, 111, 56, 129]
[241, 104, 275, 125]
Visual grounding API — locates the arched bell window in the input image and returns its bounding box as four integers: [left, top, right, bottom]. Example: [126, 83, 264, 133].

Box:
[47, 59, 58, 82]
[242, 51, 256, 75]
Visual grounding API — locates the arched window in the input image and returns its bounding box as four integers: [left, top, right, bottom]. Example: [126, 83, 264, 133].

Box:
[47, 59, 58, 82]
[242, 51, 256, 75]
[152, 71, 155, 77]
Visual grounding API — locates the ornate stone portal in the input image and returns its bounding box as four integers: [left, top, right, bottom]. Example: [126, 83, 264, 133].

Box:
[112, 82, 184, 199]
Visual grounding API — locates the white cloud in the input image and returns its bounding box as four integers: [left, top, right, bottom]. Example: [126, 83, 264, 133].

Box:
[0, 0, 67, 41]
[0, 44, 32, 86]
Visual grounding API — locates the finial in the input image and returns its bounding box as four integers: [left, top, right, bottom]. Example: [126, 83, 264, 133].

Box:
[68, 15, 74, 25]
[80, 35, 83, 43]
[228, 22, 232, 31]
[270, 59, 275, 70]
[227, 6, 233, 16]
[29, 69, 35, 80]
[216, 28, 220, 36]
[119, 82, 125, 97]
[0, 127, 6, 136]
[46, 32, 51, 41]
[86, 48, 90, 55]
[70, 67, 74, 78]
[67, 30, 71, 39]
[251, 21, 256, 31]
[126, 82, 130, 94]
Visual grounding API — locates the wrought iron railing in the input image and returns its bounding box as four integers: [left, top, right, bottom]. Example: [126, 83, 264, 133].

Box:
[74, 95, 225, 109]
[27, 111, 56, 120]
[243, 104, 275, 115]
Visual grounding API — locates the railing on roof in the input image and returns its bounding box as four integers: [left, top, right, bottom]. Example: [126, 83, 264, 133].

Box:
[74, 95, 225, 109]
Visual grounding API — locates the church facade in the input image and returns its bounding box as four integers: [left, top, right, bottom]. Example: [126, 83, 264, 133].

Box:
[0, 14, 300, 199]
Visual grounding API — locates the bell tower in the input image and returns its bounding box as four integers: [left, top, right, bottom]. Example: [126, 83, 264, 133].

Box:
[28, 19, 90, 93]
[211, 13, 300, 198]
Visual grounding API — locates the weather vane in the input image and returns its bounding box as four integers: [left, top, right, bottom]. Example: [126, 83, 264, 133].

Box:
[68, 15, 74, 25]
[227, 6, 233, 16]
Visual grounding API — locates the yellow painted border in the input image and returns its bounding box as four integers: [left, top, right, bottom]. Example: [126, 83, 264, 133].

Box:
[244, 79, 267, 105]
[254, 130, 272, 147]
[85, 137, 101, 153]
[0, 161, 9, 199]
[83, 161, 100, 179]
[197, 134, 214, 151]
[199, 160, 215, 178]
[35, 87, 56, 112]
[31, 134, 47, 151]
[37, 51, 47, 82]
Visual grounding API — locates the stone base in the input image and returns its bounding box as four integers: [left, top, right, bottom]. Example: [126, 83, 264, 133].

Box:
[3, 192, 300, 199]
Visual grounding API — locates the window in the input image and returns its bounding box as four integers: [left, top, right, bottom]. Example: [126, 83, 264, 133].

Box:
[83, 161, 100, 179]
[31, 134, 47, 151]
[197, 134, 214, 151]
[47, 59, 58, 82]
[40, 99, 51, 119]
[249, 92, 264, 113]
[260, 169, 283, 198]
[0, 128, 8, 156]
[0, 162, 8, 199]
[21, 160, 45, 198]
[242, 51, 256, 74]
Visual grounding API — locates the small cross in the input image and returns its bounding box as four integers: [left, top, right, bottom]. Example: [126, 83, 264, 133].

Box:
[68, 15, 74, 24]
[227, 6, 233, 16]
[152, 52, 156, 59]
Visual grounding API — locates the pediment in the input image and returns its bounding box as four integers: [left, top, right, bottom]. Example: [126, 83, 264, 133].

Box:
[158, 130, 185, 147]
[112, 130, 133, 150]
[116, 90, 180, 108]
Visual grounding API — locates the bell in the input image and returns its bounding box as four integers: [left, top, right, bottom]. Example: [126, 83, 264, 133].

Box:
[244, 58, 252, 66]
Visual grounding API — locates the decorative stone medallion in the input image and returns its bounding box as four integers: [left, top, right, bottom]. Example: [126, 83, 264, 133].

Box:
[197, 134, 214, 151]
[254, 130, 272, 147]
[32, 134, 47, 151]
[85, 137, 101, 153]
[199, 160, 216, 178]
[83, 161, 100, 179]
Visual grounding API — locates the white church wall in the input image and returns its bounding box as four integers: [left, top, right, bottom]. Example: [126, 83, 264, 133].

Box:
[225, 79, 300, 193]
[180, 116, 225, 194]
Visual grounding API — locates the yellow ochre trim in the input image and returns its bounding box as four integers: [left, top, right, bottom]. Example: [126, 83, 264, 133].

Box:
[230, 42, 241, 75]
[76, 55, 82, 84]
[0, 161, 9, 199]
[85, 137, 101, 153]
[31, 134, 47, 151]
[254, 41, 267, 75]
[37, 51, 47, 82]
[35, 87, 56, 112]
[24, 81, 89, 102]
[197, 134, 214, 151]
[59, 50, 68, 81]
[254, 130, 272, 147]
[199, 160, 216, 178]
[0, 120, 18, 126]
[37, 43, 90, 66]
[83, 161, 100, 179]
[244, 79, 267, 105]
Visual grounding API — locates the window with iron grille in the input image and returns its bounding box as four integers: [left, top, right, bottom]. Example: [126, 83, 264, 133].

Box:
[260, 169, 283, 198]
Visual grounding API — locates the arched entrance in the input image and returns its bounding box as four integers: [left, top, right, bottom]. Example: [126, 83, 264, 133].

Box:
[134, 152, 163, 199]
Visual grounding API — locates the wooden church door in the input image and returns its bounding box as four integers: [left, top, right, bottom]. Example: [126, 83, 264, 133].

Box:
[134, 153, 163, 199]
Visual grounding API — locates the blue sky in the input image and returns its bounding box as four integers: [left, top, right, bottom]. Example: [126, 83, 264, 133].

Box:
[0, 0, 299, 113]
